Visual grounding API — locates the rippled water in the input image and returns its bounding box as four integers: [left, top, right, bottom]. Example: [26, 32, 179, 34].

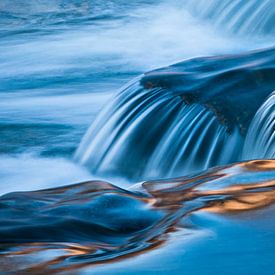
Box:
[0, 1, 274, 274]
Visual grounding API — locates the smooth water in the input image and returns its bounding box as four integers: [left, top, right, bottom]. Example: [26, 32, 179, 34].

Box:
[0, 0, 274, 273]
[0, 160, 274, 273]
[243, 91, 275, 159]
[76, 47, 275, 180]
[184, 0, 275, 36]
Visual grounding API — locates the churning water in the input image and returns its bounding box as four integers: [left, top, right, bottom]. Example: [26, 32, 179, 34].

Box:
[0, 0, 274, 273]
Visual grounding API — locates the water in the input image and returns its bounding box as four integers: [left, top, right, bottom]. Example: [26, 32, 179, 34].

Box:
[0, 0, 274, 273]
[76, 47, 275, 180]
[243, 91, 275, 159]
[2, 0, 266, 190]
[184, 0, 275, 36]
[0, 160, 274, 273]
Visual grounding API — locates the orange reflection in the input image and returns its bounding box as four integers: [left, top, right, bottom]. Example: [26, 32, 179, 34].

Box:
[0, 160, 274, 273]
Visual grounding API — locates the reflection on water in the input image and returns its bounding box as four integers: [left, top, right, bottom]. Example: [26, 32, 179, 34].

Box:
[0, 160, 274, 273]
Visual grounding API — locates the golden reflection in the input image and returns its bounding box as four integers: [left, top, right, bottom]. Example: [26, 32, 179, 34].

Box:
[0, 160, 274, 273]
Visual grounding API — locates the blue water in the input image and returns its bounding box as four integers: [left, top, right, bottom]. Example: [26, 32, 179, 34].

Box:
[0, 1, 274, 274]
[1, 0, 273, 191]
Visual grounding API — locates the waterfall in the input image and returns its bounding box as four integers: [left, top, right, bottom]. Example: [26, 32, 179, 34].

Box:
[75, 84, 243, 179]
[243, 91, 275, 159]
[75, 47, 275, 180]
[183, 0, 275, 36]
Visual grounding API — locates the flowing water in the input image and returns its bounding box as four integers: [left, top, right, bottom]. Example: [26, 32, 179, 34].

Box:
[184, 0, 275, 36]
[0, 160, 274, 274]
[1, 0, 263, 190]
[76, 47, 275, 179]
[243, 91, 275, 159]
[0, 0, 274, 274]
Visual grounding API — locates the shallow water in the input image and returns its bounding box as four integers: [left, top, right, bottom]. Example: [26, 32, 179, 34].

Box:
[0, 160, 274, 273]
[0, 1, 274, 274]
